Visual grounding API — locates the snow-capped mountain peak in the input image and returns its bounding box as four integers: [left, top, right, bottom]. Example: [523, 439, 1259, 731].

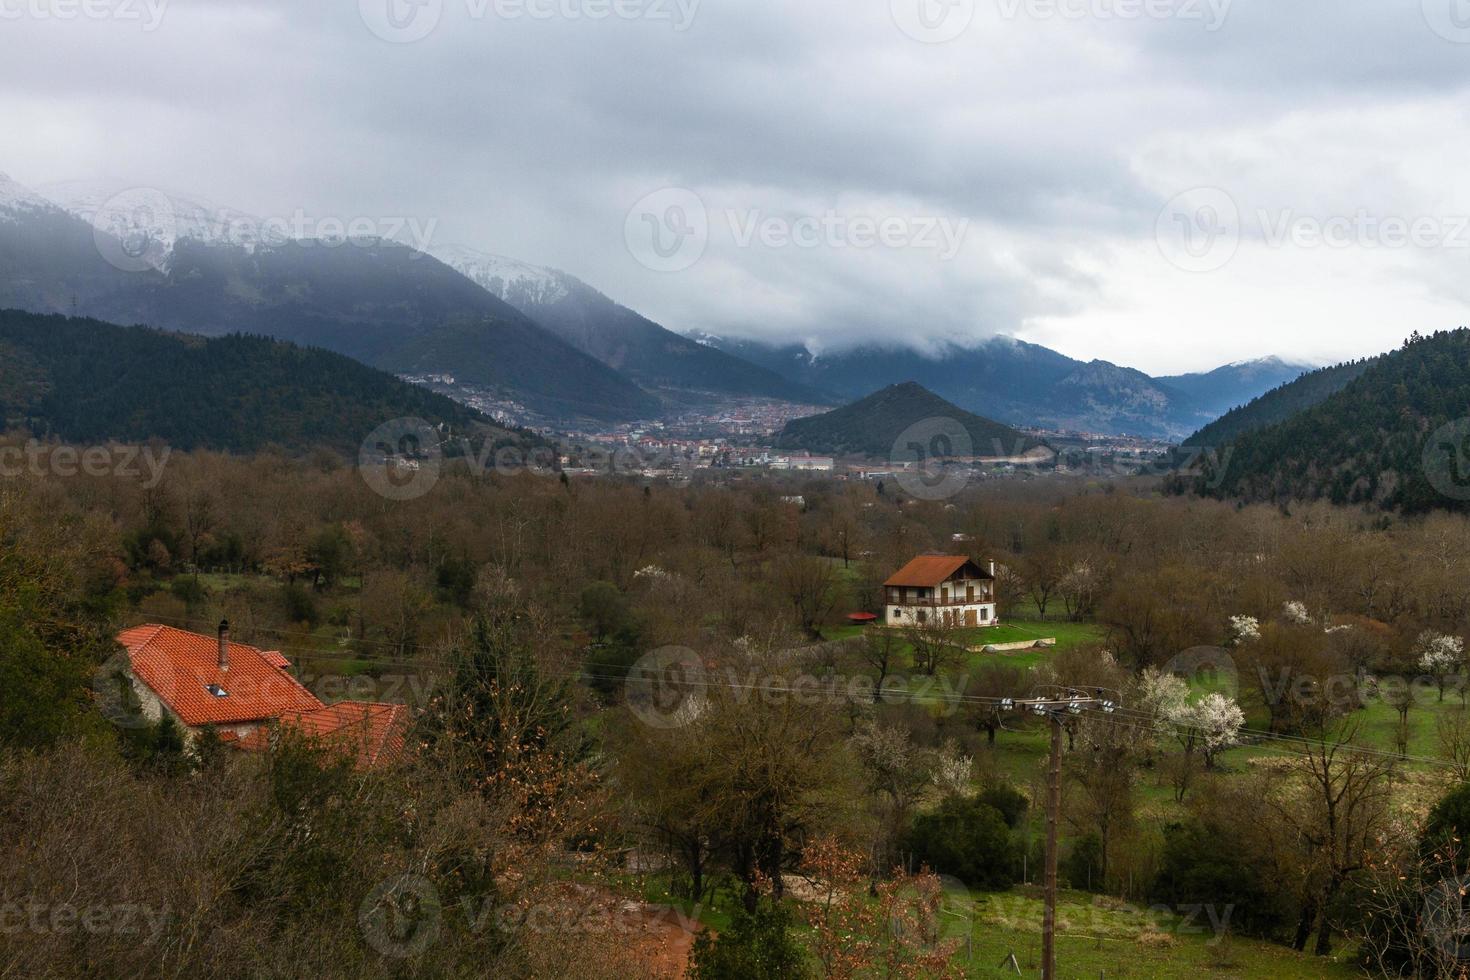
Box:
[38, 179, 267, 270]
[0, 172, 60, 220]
[432, 244, 570, 306]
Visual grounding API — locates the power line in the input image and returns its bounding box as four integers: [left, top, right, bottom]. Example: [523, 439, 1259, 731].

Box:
[119, 615, 1467, 770]
[1102, 703, 1456, 770]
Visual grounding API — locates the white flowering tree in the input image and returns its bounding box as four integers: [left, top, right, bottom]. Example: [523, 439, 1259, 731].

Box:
[1137, 668, 1189, 726]
[1228, 614, 1261, 646]
[1132, 668, 1190, 763]
[1283, 601, 1311, 626]
[1416, 630, 1466, 703]
[1186, 694, 1247, 768]
[1168, 693, 1246, 770]
[930, 744, 974, 798]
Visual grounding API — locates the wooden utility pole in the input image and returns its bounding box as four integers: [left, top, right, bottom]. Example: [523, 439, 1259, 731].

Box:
[1043, 710, 1063, 980]
[1006, 693, 1117, 980]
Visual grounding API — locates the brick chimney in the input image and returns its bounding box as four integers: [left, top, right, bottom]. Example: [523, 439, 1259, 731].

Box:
[217, 619, 230, 672]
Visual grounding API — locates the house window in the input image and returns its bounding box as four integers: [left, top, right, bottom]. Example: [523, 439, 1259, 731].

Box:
[981, 608, 989, 622]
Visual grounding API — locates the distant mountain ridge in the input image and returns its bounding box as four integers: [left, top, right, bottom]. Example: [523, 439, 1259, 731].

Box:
[1160, 357, 1316, 420]
[697, 334, 1309, 440]
[0, 175, 660, 422]
[0, 308, 523, 456]
[0, 171, 1315, 434]
[1183, 330, 1470, 513]
[776, 382, 1043, 459]
[1183, 359, 1378, 450]
[436, 244, 825, 404]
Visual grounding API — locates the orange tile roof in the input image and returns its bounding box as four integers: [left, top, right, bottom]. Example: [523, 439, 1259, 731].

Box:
[116, 625, 323, 727]
[261, 650, 291, 669]
[883, 555, 990, 588]
[235, 701, 410, 770]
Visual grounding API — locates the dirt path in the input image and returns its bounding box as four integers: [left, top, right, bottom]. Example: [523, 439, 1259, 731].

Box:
[618, 901, 702, 978]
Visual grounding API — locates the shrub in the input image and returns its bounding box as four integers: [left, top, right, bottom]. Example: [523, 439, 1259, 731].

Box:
[905, 796, 1018, 891]
[1422, 782, 1470, 875]
[689, 896, 809, 979]
[168, 576, 208, 608]
[280, 582, 319, 626]
[1151, 820, 1290, 938]
[978, 782, 1029, 829]
[1062, 833, 1104, 892]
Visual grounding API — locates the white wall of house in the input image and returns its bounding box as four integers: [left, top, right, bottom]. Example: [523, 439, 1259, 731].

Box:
[885, 602, 997, 627]
[884, 577, 998, 627]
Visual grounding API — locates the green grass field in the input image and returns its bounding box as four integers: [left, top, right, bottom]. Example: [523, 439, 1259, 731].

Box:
[956, 888, 1358, 979]
[626, 874, 1357, 978]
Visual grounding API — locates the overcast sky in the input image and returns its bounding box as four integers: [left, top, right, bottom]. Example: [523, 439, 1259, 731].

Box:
[3, 0, 1469, 374]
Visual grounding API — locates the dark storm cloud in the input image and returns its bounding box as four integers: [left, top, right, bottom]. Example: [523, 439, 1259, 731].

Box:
[2, 0, 1468, 371]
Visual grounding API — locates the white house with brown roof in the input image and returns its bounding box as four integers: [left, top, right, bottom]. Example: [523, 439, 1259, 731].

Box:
[883, 555, 998, 628]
